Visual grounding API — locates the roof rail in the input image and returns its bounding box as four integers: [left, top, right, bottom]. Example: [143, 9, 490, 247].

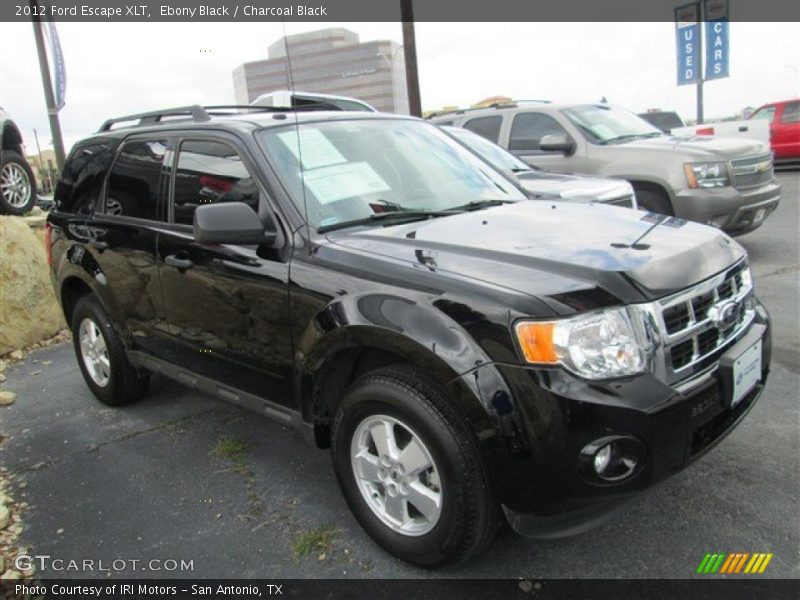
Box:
[97, 103, 343, 133]
[97, 105, 212, 132]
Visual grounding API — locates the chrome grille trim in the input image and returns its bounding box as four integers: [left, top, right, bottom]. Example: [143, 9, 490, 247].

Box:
[729, 153, 774, 190]
[631, 260, 753, 386]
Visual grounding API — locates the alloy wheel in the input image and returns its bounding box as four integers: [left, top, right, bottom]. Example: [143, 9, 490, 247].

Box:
[0, 162, 32, 208]
[79, 318, 111, 387]
[350, 414, 443, 536]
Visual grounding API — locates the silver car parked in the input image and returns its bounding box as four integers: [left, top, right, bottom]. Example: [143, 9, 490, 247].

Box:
[430, 102, 781, 235]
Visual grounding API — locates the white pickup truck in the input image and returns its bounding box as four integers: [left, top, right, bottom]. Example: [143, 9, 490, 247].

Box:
[639, 110, 770, 145]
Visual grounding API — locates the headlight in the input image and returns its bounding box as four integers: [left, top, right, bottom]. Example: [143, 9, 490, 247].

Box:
[514, 308, 647, 379]
[684, 162, 729, 188]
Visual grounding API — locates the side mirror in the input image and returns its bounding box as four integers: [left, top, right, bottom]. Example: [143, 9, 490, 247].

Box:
[193, 202, 275, 245]
[539, 134, 576, 156]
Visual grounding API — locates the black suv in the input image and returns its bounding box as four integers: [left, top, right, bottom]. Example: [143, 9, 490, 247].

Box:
[47, 105, 771, 567]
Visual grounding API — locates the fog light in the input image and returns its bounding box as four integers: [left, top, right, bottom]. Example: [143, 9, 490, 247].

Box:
[594, 444, 612, 474]
[580, 436, 645, 484]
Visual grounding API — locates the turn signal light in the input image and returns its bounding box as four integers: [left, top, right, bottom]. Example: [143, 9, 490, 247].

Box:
[514, 322, 558, 364]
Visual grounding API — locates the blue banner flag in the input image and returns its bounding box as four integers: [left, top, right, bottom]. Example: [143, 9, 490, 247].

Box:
[675, 3, 701, 86]
[43, 21, 67, 111]
[704, 0, 730, 80]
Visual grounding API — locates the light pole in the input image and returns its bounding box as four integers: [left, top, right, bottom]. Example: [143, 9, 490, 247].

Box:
[400, 0, 422, 117]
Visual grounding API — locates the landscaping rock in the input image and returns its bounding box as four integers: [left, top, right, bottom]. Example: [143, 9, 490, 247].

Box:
[0, 217, 65, 355]
[0, 391, 16, 406]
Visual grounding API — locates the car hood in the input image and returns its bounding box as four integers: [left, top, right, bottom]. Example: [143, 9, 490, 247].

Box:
[624, 134, 770, 160]
[325, 201, 745, 311]
[515, 170, 632, 202]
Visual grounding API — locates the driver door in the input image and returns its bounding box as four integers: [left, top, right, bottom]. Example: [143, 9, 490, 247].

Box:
[154, 134, 294, 406]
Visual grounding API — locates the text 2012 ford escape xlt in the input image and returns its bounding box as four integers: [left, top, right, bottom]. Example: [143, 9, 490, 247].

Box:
[47, 106, 771, 568]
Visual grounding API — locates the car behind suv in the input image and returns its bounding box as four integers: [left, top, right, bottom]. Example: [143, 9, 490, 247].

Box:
[48, 105, 771, 567]
[430, 102, 781, 235]
[1, 107, 37, 214]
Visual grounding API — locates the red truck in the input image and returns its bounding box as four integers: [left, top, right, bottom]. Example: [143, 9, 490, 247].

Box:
[749, 99, 800, 163]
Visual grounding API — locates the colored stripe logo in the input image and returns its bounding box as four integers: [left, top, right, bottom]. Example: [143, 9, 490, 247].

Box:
[696, 552, 773, 574]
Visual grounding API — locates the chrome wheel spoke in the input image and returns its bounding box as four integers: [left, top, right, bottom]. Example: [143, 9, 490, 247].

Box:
[383, 493, 407, 523]
[399, 438, 431, 476]
[407, 480, 441, 522]
[353, 450, 381, 483]
[370, 421, 399, 460]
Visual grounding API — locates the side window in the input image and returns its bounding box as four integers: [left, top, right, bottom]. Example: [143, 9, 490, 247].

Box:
[780, 101, 799, 124]
[173, 140, 258, 226]
[55, 141, 115, 215]
[463, 116, 503, 143]
[750, 106, 776, 123]
[105, 139, 167, 220]
[509, 113, 569, 153]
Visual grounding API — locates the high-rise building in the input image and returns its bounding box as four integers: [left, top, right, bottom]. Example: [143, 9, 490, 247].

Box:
[233, 28, 409, 114]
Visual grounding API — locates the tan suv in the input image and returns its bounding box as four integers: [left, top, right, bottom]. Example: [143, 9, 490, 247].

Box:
[430, 102, 781, 235]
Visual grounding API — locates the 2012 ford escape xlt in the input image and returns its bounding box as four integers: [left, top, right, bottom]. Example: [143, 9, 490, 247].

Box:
[47, 106, 771, 568]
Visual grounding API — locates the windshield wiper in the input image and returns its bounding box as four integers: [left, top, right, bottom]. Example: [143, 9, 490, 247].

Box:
[317, 209, 458, 233]
[600, 132, 663, 145]
[450, 199, 517, 211]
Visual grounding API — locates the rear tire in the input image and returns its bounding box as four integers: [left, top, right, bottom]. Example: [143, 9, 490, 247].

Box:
[331, 365, 500, 568]
[634, 186, 674, 215]
[71, 295, 149, 406]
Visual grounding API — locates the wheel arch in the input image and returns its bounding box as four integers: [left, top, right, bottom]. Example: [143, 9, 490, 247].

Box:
[299, 323, 495, 449]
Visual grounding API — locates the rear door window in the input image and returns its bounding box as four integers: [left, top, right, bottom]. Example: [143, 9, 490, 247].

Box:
[172, 140, 259, 226]
[509, 113, 569, 153]
[105, 139, 168, 220]
[463, 116, 503, 143]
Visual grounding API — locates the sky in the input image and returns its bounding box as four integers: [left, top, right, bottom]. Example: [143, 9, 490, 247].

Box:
[0, 21, 798, 155]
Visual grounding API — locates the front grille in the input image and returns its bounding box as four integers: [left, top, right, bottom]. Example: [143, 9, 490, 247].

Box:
[730, 154, 774, 190]
[649, 262, 754, 382]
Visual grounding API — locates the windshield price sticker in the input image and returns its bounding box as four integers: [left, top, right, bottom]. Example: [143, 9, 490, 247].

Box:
[304, 162, 391, 205]
[277, 128, 346, 170]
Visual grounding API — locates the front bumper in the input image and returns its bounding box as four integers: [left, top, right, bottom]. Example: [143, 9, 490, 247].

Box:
[673, 180, 781, 235]
[461, 304, 771, 538]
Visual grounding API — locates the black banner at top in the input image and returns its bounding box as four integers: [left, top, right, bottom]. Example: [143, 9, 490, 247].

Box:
[3, 0, 800, 22]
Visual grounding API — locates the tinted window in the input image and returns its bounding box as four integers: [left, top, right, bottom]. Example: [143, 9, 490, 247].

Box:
[464, 116, 503, 143]
[55, 140, 116, 215]
[105, 139, 167, 220]
[510, 113, 569, 152]
[173, 140, 258, 226]
[780, 101, 799, 123]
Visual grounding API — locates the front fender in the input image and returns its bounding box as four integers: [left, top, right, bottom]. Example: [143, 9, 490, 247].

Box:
[296, 292, 504, 440]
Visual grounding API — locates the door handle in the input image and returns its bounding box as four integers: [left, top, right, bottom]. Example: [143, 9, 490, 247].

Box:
[165, 254, 194, 270]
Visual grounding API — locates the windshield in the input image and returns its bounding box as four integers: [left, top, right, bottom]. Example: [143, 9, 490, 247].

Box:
[445, 127, 534, 172]
[258, 118, 525, 230]
[564, 105, 663, 143]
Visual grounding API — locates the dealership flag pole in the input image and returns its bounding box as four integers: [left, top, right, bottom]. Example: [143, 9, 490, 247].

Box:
[400, 0, 422, 117]
[696, 1, 704, 124]
[30, 0, 66, 170]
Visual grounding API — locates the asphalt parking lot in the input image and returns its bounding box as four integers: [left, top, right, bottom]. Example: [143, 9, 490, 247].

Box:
[1, 172, 798, 580]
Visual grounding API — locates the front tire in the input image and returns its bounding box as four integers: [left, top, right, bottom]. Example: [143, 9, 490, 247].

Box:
[71, 295, 149, 406]
[0, 152, 36, 215]
[331, 365, 500, 568]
